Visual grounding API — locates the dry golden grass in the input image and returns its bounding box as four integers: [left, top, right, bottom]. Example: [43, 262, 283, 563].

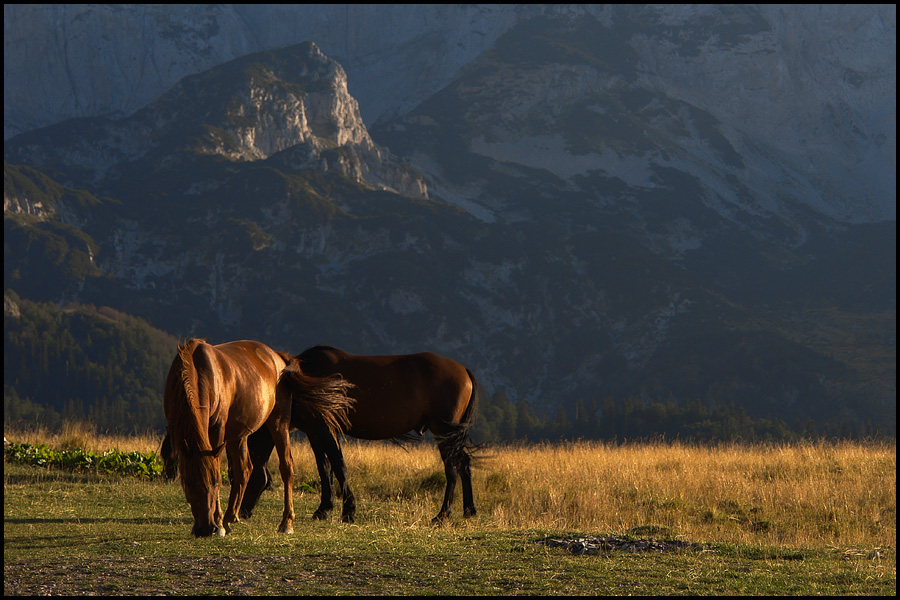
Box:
[475, 440, 895, 549]
[5, 421, 163, 455]
[290, 437, 896, 550]
[6, 423, 894, 550]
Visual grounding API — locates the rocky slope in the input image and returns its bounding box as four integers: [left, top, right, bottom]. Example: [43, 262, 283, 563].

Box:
[4, 6, 896, 436]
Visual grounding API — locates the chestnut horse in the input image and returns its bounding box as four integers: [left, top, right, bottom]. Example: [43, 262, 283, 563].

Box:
[240, 345, 480, 525]
[163, 339, 353, 537]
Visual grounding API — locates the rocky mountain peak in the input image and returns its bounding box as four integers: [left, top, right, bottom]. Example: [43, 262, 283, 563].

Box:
[5, 41, 426, 199]
[163, 41, 375, 160]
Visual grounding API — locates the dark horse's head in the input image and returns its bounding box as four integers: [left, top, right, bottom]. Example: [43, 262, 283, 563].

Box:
[160, 432, 178, 481]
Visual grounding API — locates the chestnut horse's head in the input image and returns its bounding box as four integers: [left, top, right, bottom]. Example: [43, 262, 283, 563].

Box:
[178, 444, 226, 537]
[164, 339, 227, 537]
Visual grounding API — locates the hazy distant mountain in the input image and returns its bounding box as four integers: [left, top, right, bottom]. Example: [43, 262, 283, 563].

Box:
[4, 5, 895, 436]
[5, 5, 895, 221]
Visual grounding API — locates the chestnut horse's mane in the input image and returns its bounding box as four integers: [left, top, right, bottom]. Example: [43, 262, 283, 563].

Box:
[165, 338, 218, 489]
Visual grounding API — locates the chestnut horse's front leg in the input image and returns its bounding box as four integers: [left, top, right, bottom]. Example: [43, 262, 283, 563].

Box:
[223, 437, 251, 532]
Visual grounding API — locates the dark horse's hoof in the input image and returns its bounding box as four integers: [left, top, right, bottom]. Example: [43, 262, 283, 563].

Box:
[431, 514, 450, 527]
[312, 511, 328, 520]
[341, 513, 355, 524]
[464, 507, 477, 518]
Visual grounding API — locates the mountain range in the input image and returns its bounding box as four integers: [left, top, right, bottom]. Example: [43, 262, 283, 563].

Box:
[4, 5, 896, 437]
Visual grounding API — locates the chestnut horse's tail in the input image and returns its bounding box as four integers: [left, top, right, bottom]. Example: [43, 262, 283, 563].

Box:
[163, 338, 218, 489]
[278, 360, 356, 439]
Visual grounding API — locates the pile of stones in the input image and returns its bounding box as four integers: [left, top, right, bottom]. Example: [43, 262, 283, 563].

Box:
[539, 536, 707, 555]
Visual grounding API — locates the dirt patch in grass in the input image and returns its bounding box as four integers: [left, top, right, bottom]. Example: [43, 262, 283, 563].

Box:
[4, 555, 309, 596]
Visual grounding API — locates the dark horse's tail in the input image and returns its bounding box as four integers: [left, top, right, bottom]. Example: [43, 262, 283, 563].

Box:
[436, 368, 481, 466]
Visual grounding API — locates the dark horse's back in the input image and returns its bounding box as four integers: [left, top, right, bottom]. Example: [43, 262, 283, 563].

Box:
[296, 345, 478, 440]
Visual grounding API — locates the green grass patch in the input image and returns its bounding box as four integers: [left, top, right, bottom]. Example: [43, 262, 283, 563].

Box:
[4, 460, 894, 595]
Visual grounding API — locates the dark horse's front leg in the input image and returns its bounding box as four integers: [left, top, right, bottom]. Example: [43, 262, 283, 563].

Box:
[240, 427, 275, 519]
[434, 439, 459, 524]
[307, 429, 356, 522]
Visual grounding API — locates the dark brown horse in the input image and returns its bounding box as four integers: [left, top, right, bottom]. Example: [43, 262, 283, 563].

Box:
[240, 345, 480, 525]
[163, 339, 353, 536]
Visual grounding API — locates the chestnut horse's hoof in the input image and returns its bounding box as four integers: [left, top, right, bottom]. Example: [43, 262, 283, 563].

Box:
[278, 524, 294, 534]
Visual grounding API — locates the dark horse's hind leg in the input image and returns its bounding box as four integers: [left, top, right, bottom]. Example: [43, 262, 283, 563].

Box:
[434, 434, 477, 524]
[308, 429, 356, 522]
[459, 447, 477, 518]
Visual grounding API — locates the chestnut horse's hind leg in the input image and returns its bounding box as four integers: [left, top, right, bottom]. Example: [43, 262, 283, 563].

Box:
[269, 425, 295, 534]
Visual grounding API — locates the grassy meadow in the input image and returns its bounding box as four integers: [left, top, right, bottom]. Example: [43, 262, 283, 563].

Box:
[4, 423, 896, 595]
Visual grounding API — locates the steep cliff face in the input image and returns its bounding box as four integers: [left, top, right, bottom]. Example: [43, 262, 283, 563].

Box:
[3, 6, 896, 435]
[4, 4, 895, 223]
[377, 6, 895, 228]
[5, 42, 426, 200]
[2, 4, 518, 136]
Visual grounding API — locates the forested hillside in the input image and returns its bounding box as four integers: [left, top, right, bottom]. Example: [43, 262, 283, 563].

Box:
[5, 285, 887, 441]
[4, 291, 177, 432]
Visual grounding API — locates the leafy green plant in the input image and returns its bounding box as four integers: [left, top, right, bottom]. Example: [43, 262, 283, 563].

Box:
[4, 442, 163, 478]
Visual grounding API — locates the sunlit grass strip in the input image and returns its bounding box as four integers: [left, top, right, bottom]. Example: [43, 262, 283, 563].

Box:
[287, 438, 896, 549]
[5, 424, 895, 550]
[474, 439, 896, 549]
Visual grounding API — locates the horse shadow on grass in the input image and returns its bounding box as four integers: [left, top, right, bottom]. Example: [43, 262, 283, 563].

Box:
[5, 517, 190, 526]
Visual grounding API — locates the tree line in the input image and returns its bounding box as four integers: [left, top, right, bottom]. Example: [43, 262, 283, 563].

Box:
[471, 389, 891, 444]
[4, 291, 891, 442]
